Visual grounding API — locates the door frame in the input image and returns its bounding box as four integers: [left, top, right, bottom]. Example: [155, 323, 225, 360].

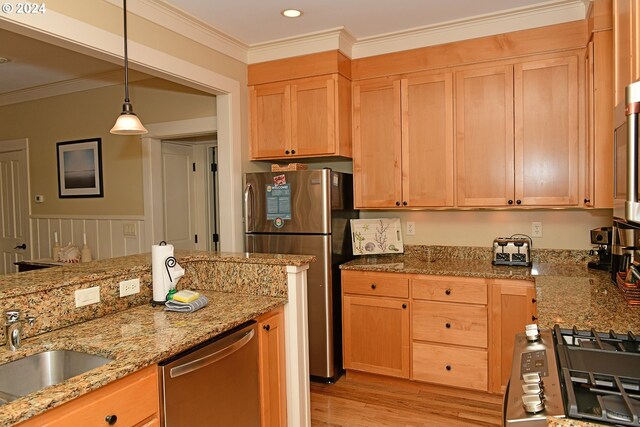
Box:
[0, 138, 31, 262]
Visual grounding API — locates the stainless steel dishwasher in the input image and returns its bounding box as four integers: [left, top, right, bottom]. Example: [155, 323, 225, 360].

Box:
[159, 321, 260, 427]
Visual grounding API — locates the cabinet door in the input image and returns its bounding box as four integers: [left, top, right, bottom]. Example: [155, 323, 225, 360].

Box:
[514, 55, 580, 206]
[291, 76, 335, 157]
[455, 65, 514, 206]
[250, 83, 291, 159]
[353, 78, 403, 208]
[402, 72, 454, 207]
[258, 308, 287, 427]
[489, 279, 537, 394]
[343, 295, 409, 378]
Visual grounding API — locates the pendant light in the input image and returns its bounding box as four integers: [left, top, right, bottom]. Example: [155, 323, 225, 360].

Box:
[110, 0, 147, 135]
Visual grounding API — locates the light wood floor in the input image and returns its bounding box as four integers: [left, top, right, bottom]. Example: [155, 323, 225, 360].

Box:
[310, 372, 503, 427]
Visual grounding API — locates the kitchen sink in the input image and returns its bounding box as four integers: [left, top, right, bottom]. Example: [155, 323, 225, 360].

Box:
[0, 350, 113, 405]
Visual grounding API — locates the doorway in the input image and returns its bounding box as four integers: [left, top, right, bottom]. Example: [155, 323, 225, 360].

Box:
[160, 133, 219, 251]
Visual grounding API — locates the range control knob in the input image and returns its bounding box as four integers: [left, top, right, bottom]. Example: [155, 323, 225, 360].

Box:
[523, 372, 543, 385]
[525, 323, 541, 342]
[522, 394, 545, 414]
[522, 382, 544, 395]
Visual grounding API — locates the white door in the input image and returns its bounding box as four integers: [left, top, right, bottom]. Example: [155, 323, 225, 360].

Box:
[0, 147, 30, 274]
[162, 142, 197, 250]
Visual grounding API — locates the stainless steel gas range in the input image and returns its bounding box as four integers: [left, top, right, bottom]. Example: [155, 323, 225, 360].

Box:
[504, 324, 640, 426]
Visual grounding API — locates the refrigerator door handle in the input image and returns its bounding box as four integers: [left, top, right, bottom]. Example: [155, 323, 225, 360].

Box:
[244, 183, 255, 233]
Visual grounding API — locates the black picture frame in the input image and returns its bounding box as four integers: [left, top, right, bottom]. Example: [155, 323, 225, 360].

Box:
[56, 138, 104, 198]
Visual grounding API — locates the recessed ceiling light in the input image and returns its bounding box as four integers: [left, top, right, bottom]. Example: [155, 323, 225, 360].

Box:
[0, 57, 10, 64]
[282, 9, 302, 18]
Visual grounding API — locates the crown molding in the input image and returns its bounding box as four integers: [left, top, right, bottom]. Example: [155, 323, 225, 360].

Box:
[247, 27, 356, 64]
[105, 0, 249, 63]
[351, 0, 586, 59]
[0, 70, 150, 107]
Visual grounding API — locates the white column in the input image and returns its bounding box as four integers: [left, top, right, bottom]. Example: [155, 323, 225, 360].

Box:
[284, 264, 310, 427]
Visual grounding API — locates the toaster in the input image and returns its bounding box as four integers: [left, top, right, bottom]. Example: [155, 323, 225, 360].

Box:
[492, 237, 531, 267]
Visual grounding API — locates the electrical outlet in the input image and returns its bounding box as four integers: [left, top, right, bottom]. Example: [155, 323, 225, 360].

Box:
[75, 286, 100, 307]
[532, 222, 543, 238]
[406, 221, 416, 236]
[119, 278, 140, 297]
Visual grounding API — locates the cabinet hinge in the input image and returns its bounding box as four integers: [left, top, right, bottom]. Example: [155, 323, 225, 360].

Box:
[211, 163, 217, 173]
[194, 234, 198, 244]
[192, 163, 196, 172]
[212, 233, 219, 243]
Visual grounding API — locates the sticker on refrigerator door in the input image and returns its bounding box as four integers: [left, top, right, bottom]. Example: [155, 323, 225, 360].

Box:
[273, 217, 284, 228]
[273, 174, 286, 186]
[265, 184, 291, 220]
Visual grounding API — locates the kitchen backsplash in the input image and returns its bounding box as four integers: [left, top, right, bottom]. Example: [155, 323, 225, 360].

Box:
[403, 245, 593, 264]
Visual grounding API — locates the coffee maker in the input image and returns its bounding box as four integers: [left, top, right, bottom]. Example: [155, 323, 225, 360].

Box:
[588, 227, 612, 271]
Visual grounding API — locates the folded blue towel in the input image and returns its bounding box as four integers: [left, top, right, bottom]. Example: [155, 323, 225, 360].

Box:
[165, 295, 209, 313]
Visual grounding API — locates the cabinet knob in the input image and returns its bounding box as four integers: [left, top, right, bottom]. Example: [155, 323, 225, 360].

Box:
[371, 284, 377, 289]
[532, 298, 537, 304]
[446, 365, 452, 371]
[445, 323, 451, 329]
[532, 315, 538, 322]
[508, 200, 514, 205]
[584, 198, 590, 204]
[402, 303, 407, 309]
[395, 201, 401, 206]
[445, 289, 451, 295]
[516, 199, 522, 205]
[291, 149, 296, 154]
[105, 415, 118, 425]
[402, 201, 407, 206]
[263, 324, 271, 331]
[285, 150, 290, 155]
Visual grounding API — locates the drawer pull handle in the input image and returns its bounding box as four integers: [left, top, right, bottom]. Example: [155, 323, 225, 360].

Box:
[445, 323, 451, 329]
[445, 289, 451, 295]
[263, 324, 270, 331]
[105, 415, 118, 425]
[446, 365, 452, 371]
[402, 303, 407, 309]
[532, 315, 538, 322]
[371, 284, 377, 289]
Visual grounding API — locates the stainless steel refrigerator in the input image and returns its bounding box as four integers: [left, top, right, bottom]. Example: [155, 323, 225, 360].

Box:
[244, 169, 357, 382]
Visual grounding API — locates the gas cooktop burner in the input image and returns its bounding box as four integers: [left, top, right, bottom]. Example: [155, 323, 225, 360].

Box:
[559, 326, 640, 353]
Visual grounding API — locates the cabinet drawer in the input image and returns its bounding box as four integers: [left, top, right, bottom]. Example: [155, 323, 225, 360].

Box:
[413, 301, 487, 348]
[342, 271, 409, 298]
[18, 366, 158, 427]
[412, 276, 487, 304]
[412, 342, 488, 391]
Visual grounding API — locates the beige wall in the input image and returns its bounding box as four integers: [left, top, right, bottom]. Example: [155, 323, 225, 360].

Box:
[0, 78, 215, 216]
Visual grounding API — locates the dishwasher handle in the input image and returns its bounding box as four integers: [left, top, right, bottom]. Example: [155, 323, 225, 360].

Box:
[169, 329, 255, 378]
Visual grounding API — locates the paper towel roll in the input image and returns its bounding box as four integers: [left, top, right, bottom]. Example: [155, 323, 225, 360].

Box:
[152, 243, 174, 302]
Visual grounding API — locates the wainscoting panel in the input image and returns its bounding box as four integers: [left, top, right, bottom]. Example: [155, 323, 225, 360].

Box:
[30, 216, 146, 261]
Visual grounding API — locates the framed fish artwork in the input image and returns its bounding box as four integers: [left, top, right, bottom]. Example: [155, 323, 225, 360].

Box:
[350, 218, 404, 255]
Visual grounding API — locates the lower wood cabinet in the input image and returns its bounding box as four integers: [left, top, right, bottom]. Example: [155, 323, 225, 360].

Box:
[489, 278, 537, 393]
[342, 270, 537, 395]
[257, 306, 287, 427]
[16, 365, 159, 427]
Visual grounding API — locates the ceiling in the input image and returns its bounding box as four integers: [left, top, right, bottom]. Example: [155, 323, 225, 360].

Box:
[164, 0, 570, 45]
[0, 0, 586, 103]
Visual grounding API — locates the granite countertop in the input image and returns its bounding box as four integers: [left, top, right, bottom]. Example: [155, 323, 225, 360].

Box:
[341, 254, 640, 334]
[0, 290, 286, 427]
[0, 250, 315, 298]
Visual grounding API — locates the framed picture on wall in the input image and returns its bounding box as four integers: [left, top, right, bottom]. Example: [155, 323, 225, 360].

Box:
[56, 138, 103, 198]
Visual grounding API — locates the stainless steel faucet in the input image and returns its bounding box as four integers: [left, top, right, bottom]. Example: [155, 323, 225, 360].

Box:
[4, 310, 36, 351]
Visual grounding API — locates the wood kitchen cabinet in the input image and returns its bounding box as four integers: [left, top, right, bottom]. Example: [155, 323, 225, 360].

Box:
[353, 70, 454, 208]
[257, 307, 287, 427]
[16, 365, 159, 427]
[249, 73, 352, 160]
[456, 51, 583, 207]
[342, 270, 410, 378]
[489, 278, 537, 393]
[613, 0, 640, 118]
[412, 276, 489, 391]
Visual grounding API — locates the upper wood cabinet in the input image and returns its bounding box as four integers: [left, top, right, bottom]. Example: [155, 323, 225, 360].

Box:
[353, 71, 454, 209]
[456, 52, 583, 207]
[613, 0, 640, 118]
[249, 74, 352, 160]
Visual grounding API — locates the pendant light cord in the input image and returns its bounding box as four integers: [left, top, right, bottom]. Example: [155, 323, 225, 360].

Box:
[123, 0, 130, 103]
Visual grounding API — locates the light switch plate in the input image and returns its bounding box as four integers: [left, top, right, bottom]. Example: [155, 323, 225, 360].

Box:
[75, 286, 100, 307]
[123, 222, 137, 238]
